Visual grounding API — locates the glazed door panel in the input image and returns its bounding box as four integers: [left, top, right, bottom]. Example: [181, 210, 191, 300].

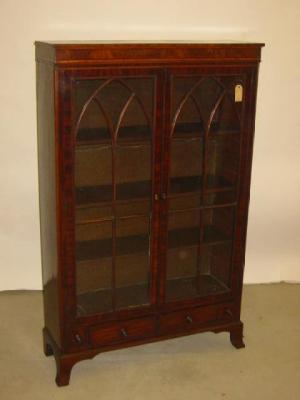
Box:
[163, 70, 245, 303]
[69, 70, 161, 317]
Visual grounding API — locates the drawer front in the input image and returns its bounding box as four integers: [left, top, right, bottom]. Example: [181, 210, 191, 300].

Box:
[160, 303, 235, 335]
[90, 316, 156, 347]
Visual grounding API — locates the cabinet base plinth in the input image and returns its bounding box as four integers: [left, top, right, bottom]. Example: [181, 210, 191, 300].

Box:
[44, 321, 245, 386]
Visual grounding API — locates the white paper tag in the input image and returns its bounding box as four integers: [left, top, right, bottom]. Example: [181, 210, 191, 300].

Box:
[235, 84, 243, 102]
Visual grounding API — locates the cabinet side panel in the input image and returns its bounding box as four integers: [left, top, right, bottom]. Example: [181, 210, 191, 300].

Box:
[36, 61, 61, 347]
[234, 66, 260, 298]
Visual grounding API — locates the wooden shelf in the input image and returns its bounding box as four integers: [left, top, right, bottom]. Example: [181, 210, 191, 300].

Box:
[173, 122, 203, 139]
[169, 176, 202, 194]
[76, 233, 149, 261]
[76, 273, 229, 316]
[169, 175, 233, 195]
[77, 283, 149, 315]
[76, 180, 151, 206]
[166, 274, 229, 301]
[168, 226, 231, 249]
[77, 125, 151, 146]
[76, 225, 230, 262]
[173, 122, 239, 139]
[76, 175, 234, 207]
[76, 122, 239, 147]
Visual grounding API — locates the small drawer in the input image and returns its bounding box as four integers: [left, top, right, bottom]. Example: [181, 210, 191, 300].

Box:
[89, 316, 156, 347]
[160, 305, 217, 335]
[160, 303, 235, 335]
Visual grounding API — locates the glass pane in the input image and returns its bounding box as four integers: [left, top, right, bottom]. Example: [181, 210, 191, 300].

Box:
[73, 79, 110, 144]
[118, 97, 152, 141]
[205, 134, 240, 202]
[73, 76, 154, 316]
[76, 221, 113, 316]
[75, 145, 112, 221]
[166, 210, 201, 301]
[191, 78, 223, 126]
[203, 191, 236, 207]
[116, 145, 151, 202]
[197, 242, 232, 295]
[173, 97, 203, 138]
[171, 76, 203, 139]
[204, 84, 241, 205]
[171, 76, 199, 115]
[115, 216, 150, 309]
[197, 206, 235, 295]
[114, 84, 152, 308]
[211, 96, 240, 134]
[202, 206, 234, 244]
[169, 138, 203, 209]
[172, 77, 223, 133]
[166, 207, 234, 301]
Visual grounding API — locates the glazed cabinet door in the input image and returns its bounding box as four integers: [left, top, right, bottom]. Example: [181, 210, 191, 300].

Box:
[60, 68, 162, 318]
[161, 68, 248, 305]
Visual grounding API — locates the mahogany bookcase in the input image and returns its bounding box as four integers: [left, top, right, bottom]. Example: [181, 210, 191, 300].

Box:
[35, 41, 264, 385]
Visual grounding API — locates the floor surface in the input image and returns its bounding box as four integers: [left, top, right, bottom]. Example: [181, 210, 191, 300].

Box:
[0, 283, 299, 399]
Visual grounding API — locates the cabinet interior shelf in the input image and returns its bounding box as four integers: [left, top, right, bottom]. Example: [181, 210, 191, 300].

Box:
[76, 175, 234, 206]
[166, 274, 229, 300]
[76, 122, 239, 147]
[77, 125, 152, 144]
[169, 175, 233, 195]
[77, 283, 149, 315]
[76, 225, 231, 262]
[76, 273, 229, 316]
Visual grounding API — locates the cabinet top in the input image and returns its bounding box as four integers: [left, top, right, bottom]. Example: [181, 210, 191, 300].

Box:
[35, 41, 264, 66]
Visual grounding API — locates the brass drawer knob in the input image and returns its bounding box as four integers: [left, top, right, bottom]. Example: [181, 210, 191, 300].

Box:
[225, 309, 233, 318]
[186, 315, 193, 324]
[75, 333, 83, 344]
[120, 328, 128, 338]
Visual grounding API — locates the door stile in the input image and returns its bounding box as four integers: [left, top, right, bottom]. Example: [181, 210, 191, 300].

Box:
[157, 69, 171, 308]
[230, 66, 259, 304]
[150, 69, 165, 309]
